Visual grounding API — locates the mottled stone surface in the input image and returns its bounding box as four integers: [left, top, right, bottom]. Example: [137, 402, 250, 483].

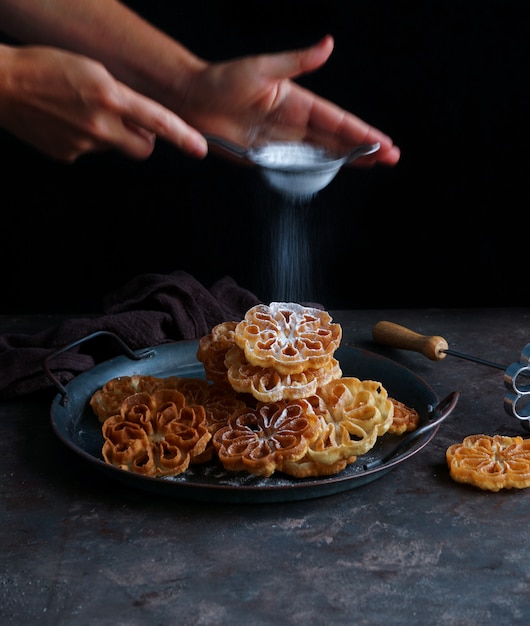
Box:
[2, 308, 530, 625]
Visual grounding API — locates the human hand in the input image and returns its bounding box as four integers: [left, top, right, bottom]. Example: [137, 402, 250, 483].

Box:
[178, 35, 400, 167]
[0, 45, 208, 162]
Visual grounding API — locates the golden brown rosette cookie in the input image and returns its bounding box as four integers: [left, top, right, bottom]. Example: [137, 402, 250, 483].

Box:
[196, 321, 238, 383]
[91, 374, 223, 422]
[102, 388, 210, 477]
[446, 434, 530, 491]
[189, 381, 250, 464]
[90, 374, 167, 423]
[315, 377, 394, 457]
[212, 398, 322, 477]
[281, 415, 355, 478]
[388, 398, 421, 435]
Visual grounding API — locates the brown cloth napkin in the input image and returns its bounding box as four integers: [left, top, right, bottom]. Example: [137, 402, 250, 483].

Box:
[0, 271, 261, 400]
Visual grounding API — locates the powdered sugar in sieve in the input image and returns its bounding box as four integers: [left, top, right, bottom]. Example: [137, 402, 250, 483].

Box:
[206, 135, 380, 199]
[248, 142, 353, 199]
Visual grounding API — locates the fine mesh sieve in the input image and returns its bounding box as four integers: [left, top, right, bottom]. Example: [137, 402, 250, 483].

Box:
[206, 135, 380, 198]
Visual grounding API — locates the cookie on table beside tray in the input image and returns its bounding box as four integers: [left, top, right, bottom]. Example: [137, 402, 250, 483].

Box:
[446, 434, 530, 491]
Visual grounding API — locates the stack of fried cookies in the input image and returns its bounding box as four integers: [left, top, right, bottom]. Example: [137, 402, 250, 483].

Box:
[93, 302, 419, 479]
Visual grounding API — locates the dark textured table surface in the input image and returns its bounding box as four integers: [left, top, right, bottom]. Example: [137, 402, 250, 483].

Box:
[2, 308, 530, 625]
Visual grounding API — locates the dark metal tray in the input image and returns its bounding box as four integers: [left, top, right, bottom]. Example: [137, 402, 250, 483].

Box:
[49, 339, 457, 503]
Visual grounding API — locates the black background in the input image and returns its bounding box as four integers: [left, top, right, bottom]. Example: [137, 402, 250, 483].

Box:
[1, 1, 527, 313]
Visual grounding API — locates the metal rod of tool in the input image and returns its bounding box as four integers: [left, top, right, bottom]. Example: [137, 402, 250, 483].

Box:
[443, 349, 506, 370]
[372, 321, 507, 370]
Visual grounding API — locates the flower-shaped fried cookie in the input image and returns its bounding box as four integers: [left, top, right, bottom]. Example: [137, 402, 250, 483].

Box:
[146, 376, 246, 435]
[282, 416, 355, 477]
[388, 398, 421, 435]
[213, 398, 322, 477]
[315, 377, 394, 457]
[102, 388, 210, 477]
[252, 394, 352, 478]
[446, 434, 530, 491]
[162, 376, 210, 405]
[234, 302, 342, 375]
[225, 344, 342, 402]
[188, 381, 250, 464]
[90, 374, 166, 423]
[196, 321, 238, 383]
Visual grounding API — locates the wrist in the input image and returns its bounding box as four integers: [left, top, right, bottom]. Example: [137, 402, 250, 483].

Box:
[145, 44, 209, 114]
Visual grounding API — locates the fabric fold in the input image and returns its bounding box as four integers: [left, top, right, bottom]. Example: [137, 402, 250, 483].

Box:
[0, 271, 261, 399]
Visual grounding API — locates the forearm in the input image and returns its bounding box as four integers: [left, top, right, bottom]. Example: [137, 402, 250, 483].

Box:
[0, 0, 207, 108]
[0, 44, 17, 122]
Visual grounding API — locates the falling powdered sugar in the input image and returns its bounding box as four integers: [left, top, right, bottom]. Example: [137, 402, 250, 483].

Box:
[268, 195, 314, 303]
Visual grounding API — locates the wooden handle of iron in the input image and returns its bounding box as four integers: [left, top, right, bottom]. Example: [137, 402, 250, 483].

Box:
[372, 321, 449, 361]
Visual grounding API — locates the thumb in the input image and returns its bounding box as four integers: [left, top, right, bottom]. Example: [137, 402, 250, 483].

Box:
[265, 34, 335, 81]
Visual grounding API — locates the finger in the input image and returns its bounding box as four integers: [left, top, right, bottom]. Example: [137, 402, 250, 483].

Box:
[115, 83, 208, 158]
[261, 34, 335, 81]
[121, 120, 157, 159]
[296, 86, 400, 164]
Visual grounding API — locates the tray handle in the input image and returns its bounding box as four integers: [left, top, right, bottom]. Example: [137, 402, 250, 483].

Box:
[363, 390, 460, 470]
[43, 330, 155, 404]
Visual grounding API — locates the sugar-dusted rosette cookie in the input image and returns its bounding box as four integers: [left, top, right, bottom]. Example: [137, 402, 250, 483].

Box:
[212, 398, 322, 477]
[446, 434, 530, 491]
[234, 302, 342, 375]
[225, 344, 341, 403]
[102, 388, 210, 477]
